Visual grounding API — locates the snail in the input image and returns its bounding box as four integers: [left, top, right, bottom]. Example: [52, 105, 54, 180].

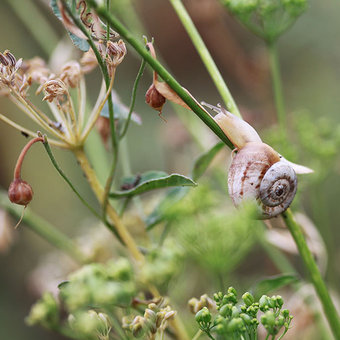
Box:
[202, 103, 313, 219]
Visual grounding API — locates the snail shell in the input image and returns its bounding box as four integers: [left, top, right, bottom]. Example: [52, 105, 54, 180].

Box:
[228, 142, 297, 218]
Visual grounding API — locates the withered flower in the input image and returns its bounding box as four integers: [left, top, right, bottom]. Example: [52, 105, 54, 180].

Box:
[60, 61, 82, 88]
[145, 43, 190, 119]
[41, 79, 68, 102]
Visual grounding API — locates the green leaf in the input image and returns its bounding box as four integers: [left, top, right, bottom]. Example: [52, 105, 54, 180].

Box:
[191, 142, 224, 181]
[252, 274, 299, 300]
[67, 32, 90, 52]
[50, 0, 90, 52]
[145, 143, 225, 230]
[110, 171, 196, 198]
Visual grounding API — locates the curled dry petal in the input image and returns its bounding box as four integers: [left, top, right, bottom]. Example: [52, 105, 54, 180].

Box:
[58, 1, 88, 40]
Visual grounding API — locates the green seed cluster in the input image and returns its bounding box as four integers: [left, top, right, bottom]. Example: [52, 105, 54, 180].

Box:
[194, 287, 293, 339]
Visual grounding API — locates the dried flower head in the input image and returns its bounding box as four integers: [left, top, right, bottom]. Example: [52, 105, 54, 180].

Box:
[41, 79, 68, 102]
[60, 61, 82, 88]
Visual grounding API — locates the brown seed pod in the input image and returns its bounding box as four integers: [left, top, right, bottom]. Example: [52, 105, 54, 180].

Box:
[8, 178, 33, 206]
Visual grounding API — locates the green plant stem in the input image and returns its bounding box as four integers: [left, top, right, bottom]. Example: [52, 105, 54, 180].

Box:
[283, 209, 340, 339]
[268, 43, 286, 132]
[84, 0, 234, 149]
[192, 329, 203, 340]
[120, 58, 146, 139]
[0, 191, 86, 264]
[42, 137, 122, 242]
[169, 0, 241, 118]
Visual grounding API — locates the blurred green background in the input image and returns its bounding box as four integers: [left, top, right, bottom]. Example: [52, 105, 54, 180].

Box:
[0, 0, 340, 339]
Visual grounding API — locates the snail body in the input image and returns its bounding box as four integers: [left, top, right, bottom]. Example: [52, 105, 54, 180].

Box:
[202, 103, 312, 219]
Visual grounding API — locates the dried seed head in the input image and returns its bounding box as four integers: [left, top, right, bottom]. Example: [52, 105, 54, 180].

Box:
[0, 50, 23, 89]
[22, 57, 50, 85]
[145, 84, 166, 112]
[8, 178, 33, 206]
[105, 40, 127, 74]
[41, 79, 68, 102]
[60, 61, 82, 88]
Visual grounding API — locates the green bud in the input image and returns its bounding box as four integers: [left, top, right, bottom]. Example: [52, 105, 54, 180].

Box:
[26, 293, 59, 329]
[276, 315, 285, 328]
[267, 297, 276, 309]
[273, 295, 284, 308]
[68, 310, 107, 338]
[261, 311, 275, 328]
[259, 295, 270, 311]
[281, 309, 290, 318]
[106, 258, 133, 281]
[231, 306, 240, 318]
[219, 303, 232, 317]
[227, 287, 237, 296]
[240, 313, 252, 325]
[242, 292, 254, 306]
[227, 318, 245, 333]
[195, 307, 211, 324]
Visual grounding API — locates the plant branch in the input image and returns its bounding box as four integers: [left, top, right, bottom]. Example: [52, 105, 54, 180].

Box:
[283, 209, 340, 339]
[42, 136, 122, 242]
[120, 58, 146, 139]
[169, 0, 241, 117]
[73, 147, 144, 262]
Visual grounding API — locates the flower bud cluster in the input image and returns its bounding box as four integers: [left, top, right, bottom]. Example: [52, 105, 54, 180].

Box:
[68, 310, 111, 340]
[138, 239, 183, 288]
[193, 287, 292, 339]
[59, 259, 135, 311]
[123, 299, 176, 338]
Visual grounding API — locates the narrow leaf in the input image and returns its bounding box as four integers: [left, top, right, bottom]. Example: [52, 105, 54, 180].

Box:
[146, 143, 225, 229]
[191, 142, 224, 181]
[252, 274, 299, 300]
[110, 171, 196, 198]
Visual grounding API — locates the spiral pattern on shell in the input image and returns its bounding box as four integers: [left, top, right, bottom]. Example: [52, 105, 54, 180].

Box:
[227, 143, 297, 218]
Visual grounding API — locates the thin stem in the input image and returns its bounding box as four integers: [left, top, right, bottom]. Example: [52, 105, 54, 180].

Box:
[13, 137, 44, 179]
[282, 209, 340, 339]
[42, 137, 122, 242]
[0, 191, 86, 264]
[84, 0, 234, 149]
[120, 58, 146, 139]
[192, 330, 203, 340]
[0, 113, 67, 148]
[268, 43, 286, 131]
[169, 0, 241, 117]
[73, 147, 144, 262]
